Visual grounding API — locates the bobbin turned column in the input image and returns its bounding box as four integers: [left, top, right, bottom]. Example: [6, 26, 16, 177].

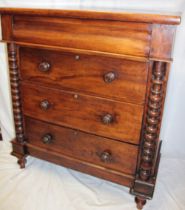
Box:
[8, 43, 27, 168]
[131, 61, 168, 209]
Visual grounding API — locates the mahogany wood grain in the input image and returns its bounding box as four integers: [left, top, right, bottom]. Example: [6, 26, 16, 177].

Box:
[12, 15, 151, 58]
[21, 83, 144, 144]
[0, 8, 180, 210]
[0, 8, 181, 25]
[150, 24, 176, 60]
[25, 117, 138, 174]
[27, 143, 134, 187]
[1, 41, 150, 62]
[1, 15, 13, 40]
[20, 47, 148, 104]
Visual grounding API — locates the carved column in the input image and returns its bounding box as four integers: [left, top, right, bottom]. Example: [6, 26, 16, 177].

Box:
[8, 43, 26, 168]
[140, 61, 166, 181]
[8, 43, 24, 143]
[131, 61, 168, 209]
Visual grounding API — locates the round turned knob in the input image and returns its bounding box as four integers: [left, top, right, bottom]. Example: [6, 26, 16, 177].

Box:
[102, 114, 113, 125]
[100, 150, 112, 163]
[104, 72, 116, 83]
[38, 61, 51, 72]
[40, 100, 50, 110]
[75, 55, 80, 60]
[42, 133, 53, 144]
[73, 94, 79, 99]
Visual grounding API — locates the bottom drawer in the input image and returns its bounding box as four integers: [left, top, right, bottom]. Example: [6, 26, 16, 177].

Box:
[25, 117, 138, 175]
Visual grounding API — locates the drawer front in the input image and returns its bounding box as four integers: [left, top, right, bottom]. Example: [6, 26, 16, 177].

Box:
[25, 117, 138, 175]
[13, 16, 151, 57]
[21, 83, 144, 144]
[20, 48, 148, 104]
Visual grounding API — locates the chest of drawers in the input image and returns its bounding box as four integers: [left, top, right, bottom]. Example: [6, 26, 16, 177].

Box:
[0, 8, 180, 209]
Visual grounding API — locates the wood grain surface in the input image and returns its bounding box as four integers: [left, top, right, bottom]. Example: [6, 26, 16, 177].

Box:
[25, 117, 138, 175]
[21, 82, 144, 144]
[20, 47, 148, 104]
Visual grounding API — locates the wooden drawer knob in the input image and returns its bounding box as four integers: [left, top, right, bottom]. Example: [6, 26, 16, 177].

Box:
[75, 55, 80, 60]
[100, 150, 112, 163]
[42, 133, 53, 144]
[39, 61, 51, 72]
[102, 113, 114, 125]
[40, 100, 50, 110]
[104, 71, 116, 83]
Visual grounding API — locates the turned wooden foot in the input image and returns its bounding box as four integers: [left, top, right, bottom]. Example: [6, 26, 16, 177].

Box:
[18, 156, 27, 168]
[135, 197, 146, 210]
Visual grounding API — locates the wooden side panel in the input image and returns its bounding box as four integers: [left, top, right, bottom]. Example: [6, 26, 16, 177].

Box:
[1, 15, 13, 40]
[12, 15, 152, 57]
[150, 24, 176, 61]
[19, 47, 148, 104]
[20, 83, 144, 144]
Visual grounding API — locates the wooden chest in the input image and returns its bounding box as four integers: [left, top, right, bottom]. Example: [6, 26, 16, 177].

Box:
[0, 8, 180, 209]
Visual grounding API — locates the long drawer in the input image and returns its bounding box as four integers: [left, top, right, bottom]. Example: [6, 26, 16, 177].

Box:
[19, 47, 148, 104]
[13, 15, 151, 57]
[25, 117, 138, 175]
[21, 83, 144, 144]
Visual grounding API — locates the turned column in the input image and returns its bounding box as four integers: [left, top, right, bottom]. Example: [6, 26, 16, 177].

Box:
[139, 62, 166, 181]
[8, 42, 26, 168]
[131, 61, 168, 209]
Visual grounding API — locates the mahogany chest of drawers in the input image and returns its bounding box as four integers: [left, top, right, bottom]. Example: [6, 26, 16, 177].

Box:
[0, 8, 180, 209]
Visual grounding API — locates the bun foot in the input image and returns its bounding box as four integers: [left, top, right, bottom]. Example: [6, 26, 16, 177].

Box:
[18, 156, 27, 168]
[135, 197, 146, 210]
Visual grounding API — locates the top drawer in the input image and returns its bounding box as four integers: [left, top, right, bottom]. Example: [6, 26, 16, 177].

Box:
[19, 47, 148, 104]
[12, 15, 151, 57]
